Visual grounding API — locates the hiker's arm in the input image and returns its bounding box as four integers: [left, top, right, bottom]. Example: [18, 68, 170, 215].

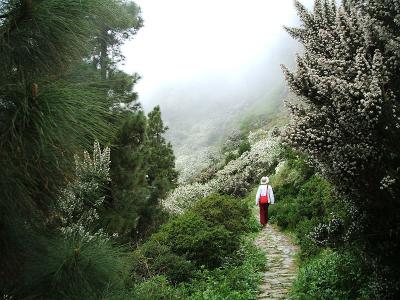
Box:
[269, 186, 275, 204]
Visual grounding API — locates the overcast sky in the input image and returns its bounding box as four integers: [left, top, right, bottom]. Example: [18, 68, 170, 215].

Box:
[121, 0, 314, 109]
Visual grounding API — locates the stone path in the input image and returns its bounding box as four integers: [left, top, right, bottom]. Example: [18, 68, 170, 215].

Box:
[254, 223, 299, 300]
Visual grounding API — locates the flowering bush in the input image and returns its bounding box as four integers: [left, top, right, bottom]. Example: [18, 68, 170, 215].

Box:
[19, 142, 130, 299]
[282, 0, 400, 223]
[161, 182, 215, 214]
[56, 141, 111, 240]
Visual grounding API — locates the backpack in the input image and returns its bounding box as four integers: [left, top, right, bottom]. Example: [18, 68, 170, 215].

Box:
[259, 185, 269, 204]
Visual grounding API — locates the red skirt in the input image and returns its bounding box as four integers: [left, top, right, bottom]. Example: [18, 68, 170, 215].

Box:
[259, 203, 269, 225]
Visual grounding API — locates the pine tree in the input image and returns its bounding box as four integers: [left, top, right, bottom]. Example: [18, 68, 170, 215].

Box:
[0, 0, 118, 212]
[104, 106, 178, 242]
[147, 106, 178, 194]
[0, 0, 142, 291]
[105, 110, 151, 241]
[135, 106, 178, 238]
[90, 1, 142, 80]
[283, 0, 400, 293]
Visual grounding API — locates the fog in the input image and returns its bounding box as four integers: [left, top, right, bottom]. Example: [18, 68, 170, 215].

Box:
[121, 0, 314, 180]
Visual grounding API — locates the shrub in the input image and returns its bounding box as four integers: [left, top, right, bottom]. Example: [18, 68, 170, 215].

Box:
[15, 143, 132, 299]
[294, 218, 321, 259]
[291, 250, 370, 300]
[191, 195, 253, 235]
[130, 186, 264, 298]
[158, 212, 238, 268]
[132, 239, 194, 284]
[132, 240, 265, 300]
[132, 276, 186, 300]
[131, 211, 238, 284]
[132, 194, 257, 286]
[269, 154, 344, 260]
[162, 182, 215, 214]
[283, 0, 400, 290]
[184, 240, 264, 300]
[269, 195, 295, 229]
[194, 165, 219, 184]
[295, 176, 333, 221]
[55, 141, 111, 237]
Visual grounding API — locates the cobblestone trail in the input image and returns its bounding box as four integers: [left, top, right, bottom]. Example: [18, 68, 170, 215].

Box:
[254, 224, 299, 300]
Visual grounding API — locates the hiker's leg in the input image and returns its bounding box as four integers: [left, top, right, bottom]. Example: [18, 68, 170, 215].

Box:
[260, 204, 266, 225]
[265, 203, 269, 224]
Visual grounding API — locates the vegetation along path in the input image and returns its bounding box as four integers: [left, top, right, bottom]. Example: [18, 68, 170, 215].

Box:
[255, 223, 299, 300]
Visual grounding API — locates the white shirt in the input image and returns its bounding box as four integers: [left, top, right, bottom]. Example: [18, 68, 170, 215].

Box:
[255, 184, 275, 205]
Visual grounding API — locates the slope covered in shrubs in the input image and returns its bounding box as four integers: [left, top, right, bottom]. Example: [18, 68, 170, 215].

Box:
[162, 130, 282, 213]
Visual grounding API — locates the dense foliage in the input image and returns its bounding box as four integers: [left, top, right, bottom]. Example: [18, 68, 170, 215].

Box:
[282, 0, 400, 296]
[292, 250, 378, 300]
[131, 194, 264, 299]
[133, 195, 254, 279]
[1, 0, 122, 288]
[269, 149, 391, 298]
[9, 143, 130, 299]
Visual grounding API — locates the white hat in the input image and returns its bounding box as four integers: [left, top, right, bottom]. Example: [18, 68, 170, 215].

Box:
[260, 176, 269, 184]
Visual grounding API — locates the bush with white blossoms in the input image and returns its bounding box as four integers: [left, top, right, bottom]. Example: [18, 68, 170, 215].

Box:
[248, 127, 270, 145]
[221, 128, 245, 153]
[56, 141, 111, 241]
[282, 0, 400, 290]
[214, 137, 282, 195]
[282, 0, 400, 198]
[161, 182, 215, 214]
[162, 134, 283, 213]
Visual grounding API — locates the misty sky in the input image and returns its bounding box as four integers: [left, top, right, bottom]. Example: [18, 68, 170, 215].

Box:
[121, 0, 314, 110]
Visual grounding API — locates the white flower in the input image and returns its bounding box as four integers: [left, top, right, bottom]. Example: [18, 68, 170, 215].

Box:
[56, 141, 111, 241]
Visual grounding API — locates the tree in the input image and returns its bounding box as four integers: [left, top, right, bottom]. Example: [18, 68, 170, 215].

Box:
[0, 0, 117, 211]
[105, 106, 178, 242]
[136, 106, 178, 238]
[105, 110, 150, 241]
[282, 0, 400, 293]
[90, 1, 143, 80]
[146, 106, 178, 195]
[0, 0, 142, 291]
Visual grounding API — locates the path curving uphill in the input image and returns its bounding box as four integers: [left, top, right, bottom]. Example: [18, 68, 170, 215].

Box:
[255, 223, 299, 300]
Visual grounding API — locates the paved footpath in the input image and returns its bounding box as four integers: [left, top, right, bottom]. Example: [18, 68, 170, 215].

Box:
[254, 223, 299, 300]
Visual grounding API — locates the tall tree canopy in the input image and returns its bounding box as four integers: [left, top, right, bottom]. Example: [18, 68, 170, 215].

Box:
[0, 0, 142, 216]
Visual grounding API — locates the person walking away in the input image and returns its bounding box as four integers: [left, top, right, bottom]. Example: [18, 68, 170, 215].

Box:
[255, 176, 275, 226]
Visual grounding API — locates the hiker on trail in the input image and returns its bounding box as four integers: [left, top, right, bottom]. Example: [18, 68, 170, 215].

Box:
[255, 176, 275, 226]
